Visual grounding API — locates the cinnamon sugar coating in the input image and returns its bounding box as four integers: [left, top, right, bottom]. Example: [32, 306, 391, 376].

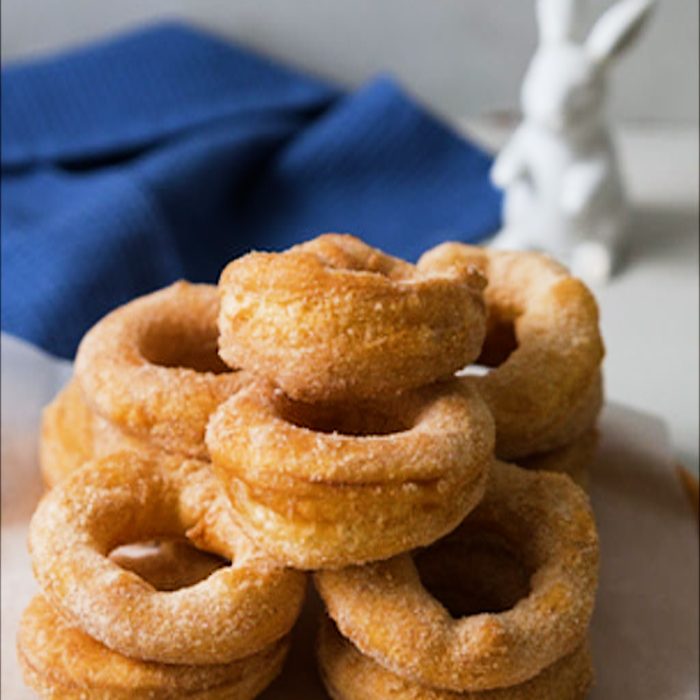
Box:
[18, 595, 289, 699]
[29, 453, 306, 665]
[315, 461, 599, 692]
[217, 234, 487, 403]
[317, 617, 593, 700]
[40, 379, 161, 488]
[75, 282, 250, 460]
[419, 244, 604, 460]
[206, 378, 495, 569]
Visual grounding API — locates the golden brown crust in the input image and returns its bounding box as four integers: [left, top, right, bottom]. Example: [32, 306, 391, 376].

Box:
[517, 429, 599, 490]
[509, 371, 602, 458]
[315, 461, 599, 692]
[39, 379, 162, 488]
[206, 379, 495, 569]
[418, 244, 604, 460]
[39, 379, 95, 488]
[17, 595, 289, 699]
[75, 282, 250, 460]
[217, 234, 487, 402]
[29, 453, 306, 665]
[318, 617, 593, 700]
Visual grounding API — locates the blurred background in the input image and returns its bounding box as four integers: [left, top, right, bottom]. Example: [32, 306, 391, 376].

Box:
[2, 0, 698, 123]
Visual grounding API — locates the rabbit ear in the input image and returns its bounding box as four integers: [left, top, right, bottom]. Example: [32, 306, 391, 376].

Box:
[536, 0, 585, 42]
[586, 0, 655, 66]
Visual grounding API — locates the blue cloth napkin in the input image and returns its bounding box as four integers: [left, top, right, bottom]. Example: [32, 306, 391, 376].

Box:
[1, 22, 501, 359]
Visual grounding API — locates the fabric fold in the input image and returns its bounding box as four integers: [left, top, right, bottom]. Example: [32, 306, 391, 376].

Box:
[1, 22, 336, 167]
[2, 22, 501, 358]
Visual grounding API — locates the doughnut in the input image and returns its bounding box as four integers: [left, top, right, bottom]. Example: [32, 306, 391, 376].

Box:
[315, 461, 599, 691]
[17, 595, 289, 699]
[206, 378, 495, 569]
[217, 234, 487, 402]
[418, 243, 604, 459]
[318, 618, 593, 700]
[39, 379, 161, 488]
[75, 282, 250, 460]
[498, 369, 602, 459]
[518, 429, 599, 489]
[29, 452, 306, 665]
[39, 379, 94, 488]
[90, 410, 160, 458]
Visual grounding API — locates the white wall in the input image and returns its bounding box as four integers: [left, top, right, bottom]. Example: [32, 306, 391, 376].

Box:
[1, 0, 697, 123]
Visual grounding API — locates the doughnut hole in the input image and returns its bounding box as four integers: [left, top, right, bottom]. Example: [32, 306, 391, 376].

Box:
[139, 321, 232, 374]
[305, 234, 411, 280]
[109, 537, 230, 592]
[272, 392, 414, 437]
[476, 313, 519, 369]
[323, 251, 399, 277]
[414, 531, 532, 618]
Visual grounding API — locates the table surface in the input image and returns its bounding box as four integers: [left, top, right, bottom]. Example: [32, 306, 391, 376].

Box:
[465, 121, 700, 475]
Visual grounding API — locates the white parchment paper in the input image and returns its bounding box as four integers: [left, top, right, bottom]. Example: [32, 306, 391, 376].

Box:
[1, 333, 698, 698]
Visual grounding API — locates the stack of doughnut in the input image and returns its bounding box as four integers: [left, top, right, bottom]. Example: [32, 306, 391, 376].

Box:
[21, 233, 603, 699]
[20, 454, 306, 698]
[207, 234, 495, 570]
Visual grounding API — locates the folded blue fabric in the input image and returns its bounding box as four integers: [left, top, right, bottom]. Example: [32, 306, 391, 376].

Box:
[2, 22, 501, 359]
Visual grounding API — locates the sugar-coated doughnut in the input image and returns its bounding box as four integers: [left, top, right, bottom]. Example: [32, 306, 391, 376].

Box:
[206, 379, 494, 569]
[29, 453, 306, 665]
[217, 234, 487, 402]
[315, 461, 599, 691]
[318, 617, 593, 700]
[419, 244, 604, 459]
[18, 596, 289, 699]
[75, 282, 250, 460]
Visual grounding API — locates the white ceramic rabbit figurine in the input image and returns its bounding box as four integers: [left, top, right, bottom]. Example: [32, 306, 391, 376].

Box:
[490, 0, 655, 284]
